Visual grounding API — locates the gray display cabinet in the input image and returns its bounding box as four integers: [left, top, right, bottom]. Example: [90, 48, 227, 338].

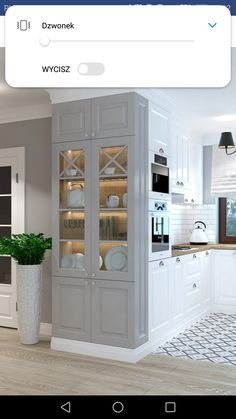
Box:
[53, 93, 135, 143]
[52, 92, 148, 349]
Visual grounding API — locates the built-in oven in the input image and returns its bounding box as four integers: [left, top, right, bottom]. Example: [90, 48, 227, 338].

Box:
[148, 198, 171, 261]
[149, 152, 170, 196]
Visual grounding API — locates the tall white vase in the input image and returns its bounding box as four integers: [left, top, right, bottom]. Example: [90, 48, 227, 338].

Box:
[16, 264, 42, 344]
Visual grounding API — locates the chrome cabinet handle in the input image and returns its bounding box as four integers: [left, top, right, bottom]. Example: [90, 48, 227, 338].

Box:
[191, 199, 195, 203]
[92, 281, 96, 286]
[91, 132, 96, 137]
[176, 257, 181, 263]
[92, 273, 96, 277]
[159, 261, 164, 267]
[176, 181, 180, 186]
[193, 254, 197, 259]
[193, 283, 197, 289]
[180, 182, 184, 186]
[159, 148, 164, 154]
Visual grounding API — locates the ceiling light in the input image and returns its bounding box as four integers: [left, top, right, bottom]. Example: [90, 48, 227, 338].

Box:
[218, 132, 236, 155]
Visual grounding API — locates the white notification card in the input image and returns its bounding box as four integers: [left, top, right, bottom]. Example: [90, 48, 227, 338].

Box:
[5, 5, 231, 88]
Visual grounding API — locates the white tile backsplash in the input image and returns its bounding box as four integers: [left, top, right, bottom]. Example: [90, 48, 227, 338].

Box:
[171, 204, 217, 245]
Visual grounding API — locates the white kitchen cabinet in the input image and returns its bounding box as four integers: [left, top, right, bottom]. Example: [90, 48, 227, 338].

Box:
[170, 256, 184, 329]
[213, 250, 236, 313]
[170, 121, 190, 191]
[201, 250, 211, 310]
[149, 102, 170, 155]
[184, 140, 203, 205]
[149, 259, 171, 342]
[183, 253, 201, 319]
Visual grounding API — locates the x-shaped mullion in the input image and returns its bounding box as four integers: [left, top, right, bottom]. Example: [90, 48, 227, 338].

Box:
[99, 146, 128, 175]
[60, 151, 84, 177]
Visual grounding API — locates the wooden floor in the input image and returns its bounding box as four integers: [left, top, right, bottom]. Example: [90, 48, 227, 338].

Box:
[1, 327, 236, 395]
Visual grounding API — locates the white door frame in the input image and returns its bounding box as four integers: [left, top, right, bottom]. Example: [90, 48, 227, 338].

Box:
[0, 147, 25, 328]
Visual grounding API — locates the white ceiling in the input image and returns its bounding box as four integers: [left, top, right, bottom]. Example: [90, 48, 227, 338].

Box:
[159, 49, 236, 135]
[0, 47, 236, 135]
[0, 49, 51, 123]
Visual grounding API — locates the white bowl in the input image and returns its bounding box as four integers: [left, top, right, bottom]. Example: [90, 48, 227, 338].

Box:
[65, 168, 77, 176]
[104, 167, 115, 175]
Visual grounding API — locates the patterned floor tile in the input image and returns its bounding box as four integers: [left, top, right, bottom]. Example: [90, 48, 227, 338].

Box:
[153, 313, 236, 366]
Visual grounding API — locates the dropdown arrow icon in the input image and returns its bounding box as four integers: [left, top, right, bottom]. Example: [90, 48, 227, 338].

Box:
[208, 22, 217, 28]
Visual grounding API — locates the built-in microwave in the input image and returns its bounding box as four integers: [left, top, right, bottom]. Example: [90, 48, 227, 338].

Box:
[149, 152, 170, 196]
[148, 198, 171, 261]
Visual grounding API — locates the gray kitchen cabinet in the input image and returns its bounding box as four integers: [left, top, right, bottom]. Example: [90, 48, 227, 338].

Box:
[91, 280, 134, 347]
[53, 93, 136, 143]
[53, 100, 91, 142]
[52, 276, 91, 341]
[52, 92, 149, 351]
[91, 93, 135, 139]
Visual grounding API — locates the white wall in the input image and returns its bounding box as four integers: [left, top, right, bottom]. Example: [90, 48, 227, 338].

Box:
[171, 204, 217, 245]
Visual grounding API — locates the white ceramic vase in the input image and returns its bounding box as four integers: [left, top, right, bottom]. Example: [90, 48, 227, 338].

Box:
[16, 264, 42, 344]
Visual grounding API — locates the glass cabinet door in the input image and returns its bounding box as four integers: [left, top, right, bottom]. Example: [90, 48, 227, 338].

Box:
[0, 166, 12, 285]
[92, 138, 133, 280]
[53, 143, 91, 276]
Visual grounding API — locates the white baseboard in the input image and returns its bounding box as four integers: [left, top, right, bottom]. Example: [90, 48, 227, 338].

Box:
[40, 322, 52, 337]
[51, 337, 152, 363]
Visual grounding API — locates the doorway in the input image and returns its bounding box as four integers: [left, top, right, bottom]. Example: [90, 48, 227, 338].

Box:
[0, 147, 25, 328]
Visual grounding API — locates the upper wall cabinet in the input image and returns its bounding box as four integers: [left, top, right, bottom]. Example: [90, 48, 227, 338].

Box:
[52, 93, 135, 143]
[149, 102, 170, 156]
[53, 100, 91, 142]
[170, 122, 190, 191]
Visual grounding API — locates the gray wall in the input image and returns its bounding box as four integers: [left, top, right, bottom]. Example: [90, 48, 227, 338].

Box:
[0, 117, 52, 323]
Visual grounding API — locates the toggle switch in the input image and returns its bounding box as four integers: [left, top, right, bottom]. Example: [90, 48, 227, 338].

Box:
[78, 62, 105, 76]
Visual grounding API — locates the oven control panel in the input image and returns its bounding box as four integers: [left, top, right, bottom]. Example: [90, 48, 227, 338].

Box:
[149, 199, 170, 212]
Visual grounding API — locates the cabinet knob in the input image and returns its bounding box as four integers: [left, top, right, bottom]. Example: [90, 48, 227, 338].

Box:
[206, 251, 209, 256]
[92, 281, 96, 286]
[193, 283, 197, 289]
[176, 181, 180, 186]
[159, 260, 164, 267]
[176, 257, 181, 263]
[184, 199, 188, 203]
[191, 199, 195, 203]
[193, 254, 197, 259]
[159, 148, 164, 154]
[180, 182, 184, 186]
[91, 132, 96, 137]
[92, 273, 96, 277]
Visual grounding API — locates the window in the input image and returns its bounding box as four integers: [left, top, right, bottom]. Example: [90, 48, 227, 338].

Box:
[219, 198, 236, 243]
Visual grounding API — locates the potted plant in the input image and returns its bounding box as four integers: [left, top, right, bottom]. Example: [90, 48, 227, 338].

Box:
[0, 233, 52, 344]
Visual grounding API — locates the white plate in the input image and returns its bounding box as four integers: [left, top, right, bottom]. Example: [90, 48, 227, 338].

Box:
[104, 246, 127, 271]
[61, 253, 103, 270]
[60, 254, 77, 269]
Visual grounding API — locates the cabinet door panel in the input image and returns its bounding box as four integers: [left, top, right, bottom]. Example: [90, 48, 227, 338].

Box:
[149, 103, 170, 155]
[149, 260, 171, 340]
[171, 259, 184, 327]
[214, 251, 236, 305]
[52, 100, 91, 142]
[91, 280, 134, 347]
[52, 277, 91, 341]
[91, 136, 135, 281]
[52, 141, 92, 277]
[92, 94, 135, 139]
